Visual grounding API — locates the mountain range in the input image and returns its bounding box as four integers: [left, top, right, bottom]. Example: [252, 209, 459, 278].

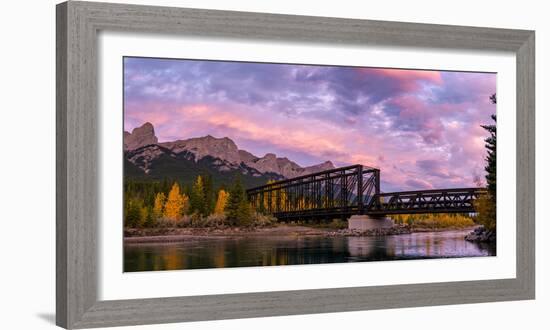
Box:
[124, 122, 335, 188]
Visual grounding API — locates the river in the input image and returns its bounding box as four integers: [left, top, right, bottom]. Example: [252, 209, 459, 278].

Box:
[124, 228, 496, 272]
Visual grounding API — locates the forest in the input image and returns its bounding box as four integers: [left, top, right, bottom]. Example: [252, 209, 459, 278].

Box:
[124, 175, 275, 229]
[125, 175, 478, 230]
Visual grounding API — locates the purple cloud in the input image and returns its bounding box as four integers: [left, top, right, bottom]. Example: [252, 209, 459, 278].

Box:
[124, 57, 496, 191]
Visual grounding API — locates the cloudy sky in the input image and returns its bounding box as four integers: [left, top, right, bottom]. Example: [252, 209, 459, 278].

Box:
[124, 57, 496, 192]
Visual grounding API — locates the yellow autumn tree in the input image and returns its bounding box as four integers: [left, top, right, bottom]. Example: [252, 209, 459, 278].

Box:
[474, 194, 496, 231]
[279, 187, 287, 213]
[297, 196, 306, 210]
[262, 180, 275, 213]
[260, 180, 285, 214]
[164, 183, 187, 221]
[214, 189, 229, 214]
[153, 192, 166, 219]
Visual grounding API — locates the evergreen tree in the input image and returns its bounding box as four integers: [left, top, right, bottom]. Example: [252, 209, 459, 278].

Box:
[226, 177, 252, 226]
[226, 177, 243, 224]
[139, 206, 149, 227]
[144, 206, 156, 227]
[474, 94, 497, 232]
[236, 199, 253, 226]
[161, 177, 170, 194]
[202, 174, 216, 215]
[125, 199, 142, 227]
[481, 94, 497, 200]
[190, 175, 207, 216]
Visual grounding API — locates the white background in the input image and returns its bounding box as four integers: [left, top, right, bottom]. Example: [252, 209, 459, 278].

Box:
[0, 0, 548, 329]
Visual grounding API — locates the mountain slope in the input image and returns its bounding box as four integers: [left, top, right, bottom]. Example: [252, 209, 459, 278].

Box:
[124, 122, 336, 188]
[124, 145, 282, 189]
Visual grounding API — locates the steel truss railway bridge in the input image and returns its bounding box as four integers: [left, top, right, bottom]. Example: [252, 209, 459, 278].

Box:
[246, 164, 486, 221]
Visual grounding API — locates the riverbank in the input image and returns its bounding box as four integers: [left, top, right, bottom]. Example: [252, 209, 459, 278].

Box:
[465, 226, 496, 242]
[124, 223, 479, 244]
[325, 224, 481, 237]
[124, 225, 327, 243]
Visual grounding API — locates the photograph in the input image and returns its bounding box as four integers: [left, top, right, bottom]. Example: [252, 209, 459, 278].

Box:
[122, 56, 497, 272]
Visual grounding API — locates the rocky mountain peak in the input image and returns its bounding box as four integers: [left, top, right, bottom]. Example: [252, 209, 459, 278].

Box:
[319, 161, 335, 169]
[244, 153, 334, 179]
[124, 122, 158, 150]
[125, 122, 339, 180]
[302, 160, 335, 174]
[161, 134, 241, 164]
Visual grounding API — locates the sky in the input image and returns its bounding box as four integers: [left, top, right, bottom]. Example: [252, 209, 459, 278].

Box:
[124, 57, 496, 192]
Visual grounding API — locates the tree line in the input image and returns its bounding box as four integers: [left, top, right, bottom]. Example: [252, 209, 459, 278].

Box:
[124, 175, 267, 228]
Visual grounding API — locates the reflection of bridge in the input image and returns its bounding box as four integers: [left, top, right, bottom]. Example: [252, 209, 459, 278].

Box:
[246, 164, 486, 221]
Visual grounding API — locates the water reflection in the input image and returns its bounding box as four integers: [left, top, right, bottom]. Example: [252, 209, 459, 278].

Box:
[346, 230, 496, 260]
[124, 229, 496, 272]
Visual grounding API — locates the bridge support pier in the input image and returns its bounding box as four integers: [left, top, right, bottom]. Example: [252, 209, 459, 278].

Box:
[348, 215, 393, 231]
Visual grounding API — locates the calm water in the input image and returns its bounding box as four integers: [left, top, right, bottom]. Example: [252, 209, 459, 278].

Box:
[124, 229, 496, 272]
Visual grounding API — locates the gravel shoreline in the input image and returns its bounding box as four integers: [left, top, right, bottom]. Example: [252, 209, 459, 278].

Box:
[124, 225, 330, 243]
[124, 224, 479, 244]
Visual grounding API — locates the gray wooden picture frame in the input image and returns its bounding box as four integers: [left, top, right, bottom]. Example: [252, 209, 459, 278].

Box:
[56, 1, 535, 328]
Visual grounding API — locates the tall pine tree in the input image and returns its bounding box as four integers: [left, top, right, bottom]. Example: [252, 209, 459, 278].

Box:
[226, 177, 252, 226]
[190, 175, 207, 216]
[481, 94, 497, 200]
[125, 199, 142, 227]
[202, 174, 216, 215]
[474, 94, 497, 232]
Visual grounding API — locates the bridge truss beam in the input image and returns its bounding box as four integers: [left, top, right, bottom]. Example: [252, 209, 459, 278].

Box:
[366, 188, 487, 215]
[246, 164, 380, 220]
[246, 164, 487, 221]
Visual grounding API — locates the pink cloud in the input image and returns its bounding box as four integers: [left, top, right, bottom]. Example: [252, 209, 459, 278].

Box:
[124, 101, 179, 132]
[174, 104, 350, 160]
[359, 67, 443, 91]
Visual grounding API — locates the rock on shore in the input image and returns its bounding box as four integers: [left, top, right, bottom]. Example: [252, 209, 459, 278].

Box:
[464, 226, 496, 242]
[324, 225, 412, 237]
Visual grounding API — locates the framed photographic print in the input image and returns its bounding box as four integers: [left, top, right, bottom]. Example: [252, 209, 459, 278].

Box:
[56, 1, 535, 328]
